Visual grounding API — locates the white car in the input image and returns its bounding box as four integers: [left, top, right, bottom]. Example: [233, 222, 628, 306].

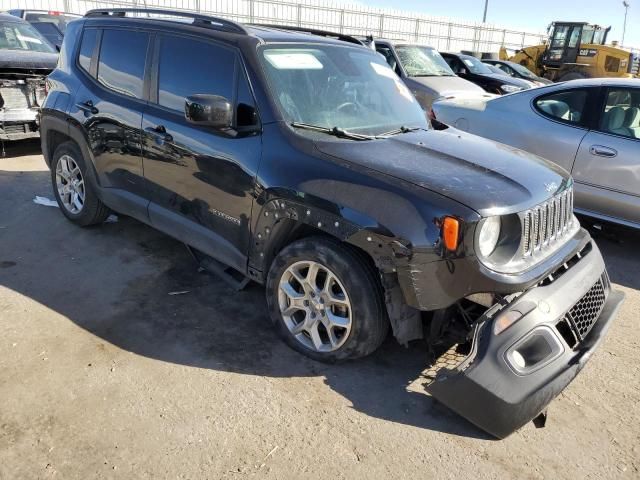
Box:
[432, 78, 640, 229]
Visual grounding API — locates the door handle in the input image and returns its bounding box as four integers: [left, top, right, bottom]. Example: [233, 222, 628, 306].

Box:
[589, 145, 617, 158]
[76, 100, 98, 115]
[145, 125, 173, 143]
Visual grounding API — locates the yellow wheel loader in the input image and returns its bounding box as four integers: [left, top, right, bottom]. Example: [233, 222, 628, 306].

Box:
[500, 22, 640, 81]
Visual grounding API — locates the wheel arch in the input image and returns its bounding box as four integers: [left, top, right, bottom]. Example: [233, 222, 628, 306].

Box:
[41, 115, 101, 189]
[250, 190, 423, 345]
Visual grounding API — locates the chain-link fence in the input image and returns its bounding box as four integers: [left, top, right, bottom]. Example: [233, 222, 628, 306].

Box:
[5, 0, 548, 53]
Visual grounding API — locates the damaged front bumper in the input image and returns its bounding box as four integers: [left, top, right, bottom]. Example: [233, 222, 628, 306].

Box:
[426, 239, 624, 438]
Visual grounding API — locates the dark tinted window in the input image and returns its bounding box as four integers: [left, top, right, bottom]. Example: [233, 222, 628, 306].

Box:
[97, 29, 149, 98]
[158, 35, 235, 112]
[78, 28, 97, 74]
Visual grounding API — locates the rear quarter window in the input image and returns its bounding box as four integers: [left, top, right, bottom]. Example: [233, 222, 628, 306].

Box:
[78, 28, 98, 74]
[534, 89, 588, 126]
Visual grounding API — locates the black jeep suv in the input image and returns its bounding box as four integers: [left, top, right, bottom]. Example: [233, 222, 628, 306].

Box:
[41, 9, 623, 438]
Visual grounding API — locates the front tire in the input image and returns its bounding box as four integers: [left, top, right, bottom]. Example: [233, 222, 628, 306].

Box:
[266, 237, 389, 362]
[51, 141, 110, 226]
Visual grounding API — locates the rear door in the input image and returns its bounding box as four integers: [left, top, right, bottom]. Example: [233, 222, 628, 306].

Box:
[141, 33, 261, 272]
[69, 26, 150, 218]
[572, 86, 640, 225]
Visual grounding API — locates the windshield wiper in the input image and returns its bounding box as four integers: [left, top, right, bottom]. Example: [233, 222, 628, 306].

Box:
[290, 122, 374, 141]
[378, 125, 423, 137]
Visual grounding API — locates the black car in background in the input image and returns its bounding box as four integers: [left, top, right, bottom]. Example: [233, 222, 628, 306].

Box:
[40, 8, 622, 439]
[483, 59, 553, 86]
[441, 52, 534, 94]
[7, 9, 80, 49]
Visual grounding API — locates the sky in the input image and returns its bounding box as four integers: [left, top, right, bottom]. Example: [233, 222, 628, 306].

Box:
[362, 0, 639, 47]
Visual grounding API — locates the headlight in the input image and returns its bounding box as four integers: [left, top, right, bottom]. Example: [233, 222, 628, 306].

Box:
[500, 84, 522, 94]
[478, 216, 501, 257]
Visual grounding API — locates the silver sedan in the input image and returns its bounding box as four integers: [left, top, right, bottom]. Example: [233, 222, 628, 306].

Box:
[432, 78, 640, 229]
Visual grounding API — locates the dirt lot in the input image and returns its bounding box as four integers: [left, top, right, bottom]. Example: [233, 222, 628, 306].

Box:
[1, 139, 639, 479]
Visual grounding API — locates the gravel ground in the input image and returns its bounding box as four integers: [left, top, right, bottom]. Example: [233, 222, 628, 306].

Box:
[1, 140, 639, 479]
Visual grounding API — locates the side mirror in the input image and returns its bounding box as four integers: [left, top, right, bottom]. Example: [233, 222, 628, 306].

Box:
[185, 95, 233, 130]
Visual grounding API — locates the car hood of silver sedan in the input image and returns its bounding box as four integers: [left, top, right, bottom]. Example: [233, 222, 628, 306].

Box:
[315, 128, 571, 216]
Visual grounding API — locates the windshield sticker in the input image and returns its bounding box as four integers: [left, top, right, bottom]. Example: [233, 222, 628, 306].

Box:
[463, 59, 475, 67]
[265, 52, 323, 70]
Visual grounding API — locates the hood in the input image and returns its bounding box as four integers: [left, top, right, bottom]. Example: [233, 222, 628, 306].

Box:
[478, 72, 533, 89]
[314, 129, 570, 216]
[0, 49, 58, 74]
[406, 75, 486, 97]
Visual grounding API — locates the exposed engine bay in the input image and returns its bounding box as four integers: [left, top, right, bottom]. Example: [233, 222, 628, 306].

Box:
[0, 73, 47, 142]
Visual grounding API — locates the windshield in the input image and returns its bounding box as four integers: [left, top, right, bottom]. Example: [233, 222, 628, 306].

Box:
[25, 13, 77, 34]
[460, 55, 494, 75]
[0, 21, 55, 53]
[394, 45, 454, 77]
[260, 44, 428, 137]
[509, 62, 537, 79]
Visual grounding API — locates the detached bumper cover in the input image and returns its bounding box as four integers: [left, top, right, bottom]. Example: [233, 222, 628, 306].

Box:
[427, 241, 624, 438]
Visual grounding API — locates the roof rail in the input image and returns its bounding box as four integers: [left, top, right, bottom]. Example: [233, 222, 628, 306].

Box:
[248, 24, 363, 46]
[84, 8, 248, 35]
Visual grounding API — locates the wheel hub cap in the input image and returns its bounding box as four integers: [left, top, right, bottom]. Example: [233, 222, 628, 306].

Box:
[278, 260, 352, 353]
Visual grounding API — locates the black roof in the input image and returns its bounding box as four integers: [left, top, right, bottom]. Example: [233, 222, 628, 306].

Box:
[83, 8, 364, 47]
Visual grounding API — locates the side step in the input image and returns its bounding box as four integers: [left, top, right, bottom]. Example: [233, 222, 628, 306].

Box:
[185, 245, 251, 291]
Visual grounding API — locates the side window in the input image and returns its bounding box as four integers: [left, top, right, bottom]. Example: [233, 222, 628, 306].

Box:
[534, 89, 588, 125]
[97, 29, 149, 98]
[445, 57, 465, 74]
[599, 88, 640, 139]
[78, 28, 97, 74]
[568, 27, 581, 48]
[157, 35, 235, 113]
[497, 64, 513, 76]
[375, 46, 400, 75]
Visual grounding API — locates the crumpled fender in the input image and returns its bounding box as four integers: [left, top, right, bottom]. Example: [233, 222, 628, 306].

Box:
[249, 188, 428, 344]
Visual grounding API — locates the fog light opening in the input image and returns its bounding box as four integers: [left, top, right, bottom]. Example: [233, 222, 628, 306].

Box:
[505, 327, 564, 375]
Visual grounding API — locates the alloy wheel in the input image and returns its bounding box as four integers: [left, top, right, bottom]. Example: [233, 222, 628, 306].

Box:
[55, 154, 85, 214]
[278, 260, 352, 352]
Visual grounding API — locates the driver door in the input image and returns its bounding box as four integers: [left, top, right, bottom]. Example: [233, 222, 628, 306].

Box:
[142, 33, 261, 272]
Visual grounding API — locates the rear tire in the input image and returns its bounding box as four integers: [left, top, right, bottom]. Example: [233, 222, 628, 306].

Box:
[266, 236, 389, 362]
[51, 141, 111, 226]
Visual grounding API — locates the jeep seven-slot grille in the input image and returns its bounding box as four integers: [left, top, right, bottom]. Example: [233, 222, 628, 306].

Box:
[522, 187, 573, 256]
[566, 279, 606, 341]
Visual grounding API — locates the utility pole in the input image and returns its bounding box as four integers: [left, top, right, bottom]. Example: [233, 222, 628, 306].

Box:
[622, 1, 630, 45]
[482, 0, 489, 23]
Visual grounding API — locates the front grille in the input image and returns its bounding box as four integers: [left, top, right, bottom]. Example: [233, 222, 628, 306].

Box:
[0, 86, 30, 109]
[522, 186, 574, 256]
[565, 279, 607, 341]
